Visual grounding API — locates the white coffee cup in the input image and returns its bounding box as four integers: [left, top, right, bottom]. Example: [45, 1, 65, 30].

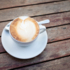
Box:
[5, 16, 47, 46]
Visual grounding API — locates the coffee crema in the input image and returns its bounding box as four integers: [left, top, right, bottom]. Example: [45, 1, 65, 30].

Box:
[10, 17, 39, 42]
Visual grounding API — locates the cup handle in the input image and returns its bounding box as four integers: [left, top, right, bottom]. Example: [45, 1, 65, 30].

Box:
[5, 24, 10, 31]
[39, 25, 46, 34]
[5, 21, 12, 31]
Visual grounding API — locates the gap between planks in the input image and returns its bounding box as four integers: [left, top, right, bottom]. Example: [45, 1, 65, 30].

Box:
[0, 0, 67, 10]
[0, 39, 70, 69]
[0, 10, 70, 23]
[0, 38, 70, 54]
[0, 1, 70, 21]
[10, 54, 70, 70]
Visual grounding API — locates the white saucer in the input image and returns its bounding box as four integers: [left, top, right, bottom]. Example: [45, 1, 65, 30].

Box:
[1, 24, 48, 59]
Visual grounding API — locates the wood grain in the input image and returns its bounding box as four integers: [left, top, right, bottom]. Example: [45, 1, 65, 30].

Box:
[0, 38, 5, 53]
[0, 0, 70, 70]
[0, 11, 70, 36]
[0, 1, 70, 21]
[47, 25, 70, 43]
[0, 0, 62, 9]
[34, 11, 70, 27]
[16, 56, 70, 70]
[0, 39, 70, 70]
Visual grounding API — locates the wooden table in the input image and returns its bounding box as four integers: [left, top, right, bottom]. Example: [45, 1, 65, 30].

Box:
[0, 0, 70, 70]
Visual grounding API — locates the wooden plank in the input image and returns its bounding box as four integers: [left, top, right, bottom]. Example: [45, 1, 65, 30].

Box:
[0, 12, 70, 53]
[0, 24, 70, 53]
[0, 1, 70, 21]
[34, 12, 70, 27]
[0, 0, 61, 9]
[16, 56, 70, 70]
[0, 39, 70, 70]
[0, 22, 8, 36]
[47, 25, 70, 43]
[0, 38, 5, 53]
[0, 11, 70, 36]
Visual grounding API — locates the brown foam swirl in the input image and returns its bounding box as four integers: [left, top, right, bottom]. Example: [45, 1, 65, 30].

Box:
[10, 17, 39, 42]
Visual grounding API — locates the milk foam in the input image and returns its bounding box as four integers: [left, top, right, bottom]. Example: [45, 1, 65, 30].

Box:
[19, 16, 29, 20]
[10, 16, 39, 42]
[20, 21, 27, 29]
[16, 16, 37, 42]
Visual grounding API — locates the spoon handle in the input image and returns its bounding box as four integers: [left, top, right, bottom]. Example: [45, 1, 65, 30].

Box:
[37, 19, 50, 25]
[5, 19, 50, 31]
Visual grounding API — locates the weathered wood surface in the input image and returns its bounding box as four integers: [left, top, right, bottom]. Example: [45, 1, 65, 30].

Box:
[0, 0, 62, 9]
[0, 12, 70, 35]
[0, 0, 70, 70]
[47, 25, 70, 43]
[0, 1, 70, 21]
[0, 11, 70, 36]
[34, 12, 70, 27]
[16, 56, 70, 70]
[0, 39, 70, 70]
[0, 24, 70, 53]
[0, 38, 4, 53]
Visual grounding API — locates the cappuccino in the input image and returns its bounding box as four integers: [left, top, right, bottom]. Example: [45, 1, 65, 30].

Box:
[10, 17, 39, 42]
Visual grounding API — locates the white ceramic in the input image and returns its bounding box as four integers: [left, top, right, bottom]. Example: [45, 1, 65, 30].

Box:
[1, 25, 48, 59]
[5, 16, 48, 46]
[37, 19, 50, 25]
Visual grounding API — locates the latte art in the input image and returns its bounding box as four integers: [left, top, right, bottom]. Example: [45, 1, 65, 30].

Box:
[20, 21, 27, 29]
[10, 17, 39, 42]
